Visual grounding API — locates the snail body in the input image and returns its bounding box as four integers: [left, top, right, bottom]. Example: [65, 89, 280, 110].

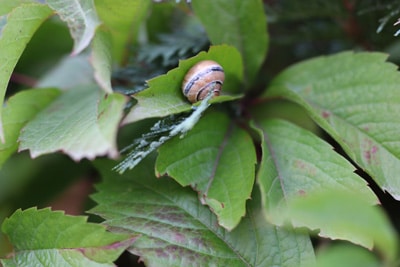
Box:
[182, 60, 225, 103]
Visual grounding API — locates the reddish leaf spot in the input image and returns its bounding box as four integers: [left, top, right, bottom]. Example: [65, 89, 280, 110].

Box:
[322, 111, 331, 119]
[298, 190, 306, 197]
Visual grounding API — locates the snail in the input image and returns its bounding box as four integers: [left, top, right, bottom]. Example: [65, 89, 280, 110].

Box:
[182, 60, 225, 103]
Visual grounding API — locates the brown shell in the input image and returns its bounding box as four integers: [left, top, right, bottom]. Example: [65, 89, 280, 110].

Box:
[181, 60, 225, 103]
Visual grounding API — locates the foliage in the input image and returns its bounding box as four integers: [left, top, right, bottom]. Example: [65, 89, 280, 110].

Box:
[1, 0, 400, 266]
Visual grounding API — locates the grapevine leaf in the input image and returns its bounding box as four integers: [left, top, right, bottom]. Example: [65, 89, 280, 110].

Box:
[0, 0, 37, 16]
[94, 0, 151, 63]
[46, 0, 101, 55]
[0, 3, 53, 142]
[264, 52, 400, 200]
[91, 27, 113, 93]
[192, 0, 268, 86]
[156, 111, 256, 230]
[123, 45, 243, 124]
[1, 207, 136, 266]
[0, 88, 61, 168]
[253, 118, 396, 260]
[19, 85, 126, 161]
[90, 158, 316, 267]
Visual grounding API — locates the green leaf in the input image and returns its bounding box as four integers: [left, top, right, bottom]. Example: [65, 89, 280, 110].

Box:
[156, 111, 256, 230]
[19, 85, 126, 161]
[287, 190, 397, 262]
[316, 243, 380, 267]
[94, 0, 151, 63]
[91, 158, 316, 267]
[123, 45, 243, 124]
[253, 118, 396, 261]
[46, 0, 101, 55]
[265, 52, 400, 200]
[1, 207, 136, 266]
[0, 3, 53, 142]
[0, 88, 61, 167]
[91, 27, 113, 93]
[192, 0, 268, 86]
[0, 0, 36, 16]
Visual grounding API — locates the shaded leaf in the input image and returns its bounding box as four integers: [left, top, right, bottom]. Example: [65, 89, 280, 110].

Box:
[253, 118, 396, 261]
[123, 45, 243, 124]
[0, 3, 53, 142]
[1, 207, 136, 266]
[46, 0, 101, 55]
[19, 85, 126, 161]
[37, 54, 93, 89]
[265, 52, 400, 200]
[192, 0, 268, 85]
[91, 158, 316, 267]
[94, 0, 151, 63]
[0, 88, 61, 167]
[156, 111, 256, 230]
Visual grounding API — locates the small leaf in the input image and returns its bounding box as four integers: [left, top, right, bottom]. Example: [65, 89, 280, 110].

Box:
[192, 0, 268, 86]
[156, 111, 256, 230]
[0, 3, 53, 142]
[94, 0, 151, 63]
[265, 52, 400, 200]
[0, 88, 61, 167]
[19, 85, 126, 161]
[91, 27, 113, 93]
[1, 207, 136, 266]
[91, 159, 316, 267]
[253, 118, 396, 261]
[122, 45, 243, 124]
[46, 0, 101, 55]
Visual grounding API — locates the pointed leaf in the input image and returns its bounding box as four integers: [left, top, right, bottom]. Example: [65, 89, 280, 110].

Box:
[0, 88, 61, 167]
[90, 159, 316, 267]
[46, 0, 101, 55]
[192, 0, 268, 85]
[123, 45, 243, 124]
[156, 111, 256, 230]
[19, 86, 126, 160]
[253, 118, 396, 260]
[1, 207, 136, 266]
[94, 0, 151, 63]
[265, 52, 400, 200]
[0, 3, 53, 142]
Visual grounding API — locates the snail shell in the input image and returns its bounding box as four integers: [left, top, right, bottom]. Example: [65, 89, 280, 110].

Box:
[182, 60, 225, 103]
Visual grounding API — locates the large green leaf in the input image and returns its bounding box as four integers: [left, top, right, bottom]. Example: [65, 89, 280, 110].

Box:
[19, 85, 126, 161]
[1, 208, 136, 266]
[0, 0, 36, 16]
[264, 52, 400, 200]
[90, 158, 316, 267]
[94, 0, 151, 63]
[46, 0, 101, 55]
[123, 45, 243, 124]
[91, 27, 113, 93]
[192, 0, 268, 86]
[0, 88, 61, 167]
[156, 111, 256, 230]
[253, 118, 396, 261]
[0, 3, 53, 142]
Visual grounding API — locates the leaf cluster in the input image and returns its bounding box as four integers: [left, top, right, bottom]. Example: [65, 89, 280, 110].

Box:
[1, 1, 400, 267]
